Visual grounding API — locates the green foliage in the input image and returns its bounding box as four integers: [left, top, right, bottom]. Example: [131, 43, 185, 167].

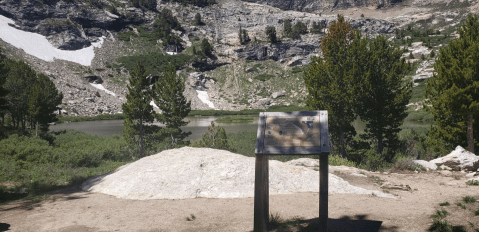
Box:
[353, 35, 412, 157]
[426, 14, 479, 153]
[193, 13, 203, 25]
[429, 220, 467, 232]
[463, 196, 477, 203]
[117, 52, 190, 76]
[153, 63, 191, 148]
[132, 0, 157, 10]
[200, 38, 213, 56]
[194, 122, 235, 152]
[215, 116, 254, 123]
[2, 59, 62, 133]
[239, 26, 250, 45]
[266, 26, 277, 44]
[440, 202, 451, 206]
[430, 209, 451, 219]
[253, 74, 274, 81]
[357, 149, 392, 171]
[122, 61, 156, 159]
[0, 130, 129, 203]
[310, 21, 323, 34]
[283, 19, 292, 38]
[466, 180, 479, 186]
[303, 15, 357, 158]
[165, 0, 216, 7]
[154, 9, 184, 46]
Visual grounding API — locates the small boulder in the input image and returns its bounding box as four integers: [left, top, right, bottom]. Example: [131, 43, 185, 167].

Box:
[350, 173, 367, 177]
[271, 91, 286, 99]
[430, 146, 479, 171]
[412, 160, 437, 170]
[258, 98, 271, 106]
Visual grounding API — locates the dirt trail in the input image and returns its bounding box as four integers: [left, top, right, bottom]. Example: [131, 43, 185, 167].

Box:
[1, 169, 477, 232]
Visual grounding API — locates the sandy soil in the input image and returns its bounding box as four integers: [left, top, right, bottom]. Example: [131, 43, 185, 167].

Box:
[1, 168, 478, 232]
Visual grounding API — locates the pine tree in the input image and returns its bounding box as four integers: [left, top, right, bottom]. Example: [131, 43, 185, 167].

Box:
[303, 15, 357, 159]
[283, 19, 292, 38]
[201, 38, 213, 55]
[239, 25, 244, 45]
[426, 14, 479, 154]
[194, 13, 202, 25]
[122, 61, 156, 158]
[265, 26, 277, 44]
[153, 63, 191, 148]
[0, 46, 9, 126]
[242, 28, 250, 44]
[5, 60, 36, 130]
[28, 73, 63, 136]
[353, 35, 412, 157]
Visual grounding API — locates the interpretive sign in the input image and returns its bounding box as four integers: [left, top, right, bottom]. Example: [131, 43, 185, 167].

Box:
[253, 111, 330, 232]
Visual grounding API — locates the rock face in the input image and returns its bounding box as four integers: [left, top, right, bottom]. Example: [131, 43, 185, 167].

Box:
[241, 0, 403, 11]
[430, 146, 479, 171]
[412, 160, 437, 170]
[0, 0, 146, 50]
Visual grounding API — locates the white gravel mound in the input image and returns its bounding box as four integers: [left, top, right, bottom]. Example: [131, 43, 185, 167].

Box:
[81, 147, 395, 200]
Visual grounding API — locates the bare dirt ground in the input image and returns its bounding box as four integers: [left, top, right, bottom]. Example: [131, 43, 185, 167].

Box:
[1, 168, 478, 232]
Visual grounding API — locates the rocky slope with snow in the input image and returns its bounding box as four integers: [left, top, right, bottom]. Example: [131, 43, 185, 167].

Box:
[0, 0, 477, 116]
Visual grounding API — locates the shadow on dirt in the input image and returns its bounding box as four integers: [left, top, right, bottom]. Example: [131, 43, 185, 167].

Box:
[265, 214, 399, 232]
[0, 223, 10, 232]
[0, 171, 112, 211]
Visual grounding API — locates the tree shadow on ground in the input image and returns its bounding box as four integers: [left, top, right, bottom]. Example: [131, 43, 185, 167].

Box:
[266, 214, 399, 232]
[0, 223, 10, 232]
[0, 172, 113, 211]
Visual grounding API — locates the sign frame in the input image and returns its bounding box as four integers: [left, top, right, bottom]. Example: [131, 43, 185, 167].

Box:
[253, 110, 330, 232]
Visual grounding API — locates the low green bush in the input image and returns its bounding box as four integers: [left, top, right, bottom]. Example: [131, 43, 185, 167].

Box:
[463, 196, 477, 204]
[253, 74, 274, 82]
[215, 116, 254, 123]
[194, 122, 236, 152]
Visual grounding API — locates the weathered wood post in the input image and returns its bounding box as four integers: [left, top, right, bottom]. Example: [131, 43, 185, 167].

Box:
[254, 111, 329, 232]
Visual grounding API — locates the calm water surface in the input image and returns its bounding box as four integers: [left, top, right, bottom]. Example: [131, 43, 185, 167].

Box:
[50, 115, 433, 141]
[50, 116, 260, 141]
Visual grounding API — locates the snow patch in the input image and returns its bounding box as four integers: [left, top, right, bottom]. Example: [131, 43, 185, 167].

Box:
[0, 15, 104, 66]
[150, 100, 159, 109]
[90, 83, 116, 96]
[166, 52, 178, 55]
[196, 90, 215, 109]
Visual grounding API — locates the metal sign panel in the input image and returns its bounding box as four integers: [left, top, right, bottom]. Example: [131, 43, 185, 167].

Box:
[255, 111, 329, 155]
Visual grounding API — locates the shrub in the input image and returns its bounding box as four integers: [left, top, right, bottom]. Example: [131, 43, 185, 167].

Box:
[430, 209, 451, 219]
[253, 74, 274, 81]
[265, 26, 277, 44]
[194, 122, 236, 152]
[466, 180, 479, 186]
[358, 149, 391, 171]
[463, 196, 477, 204]
[439, 202, 450, 206]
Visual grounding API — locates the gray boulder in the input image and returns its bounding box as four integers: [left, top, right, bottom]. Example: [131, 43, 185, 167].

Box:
[258, 98, 271, 106]
[412, 160, 437, 170]
[271, 91, 286, 99]
[430, 146, 479, 171]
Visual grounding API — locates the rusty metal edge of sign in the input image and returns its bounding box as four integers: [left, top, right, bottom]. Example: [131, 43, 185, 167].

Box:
[254, 111, 330, 155]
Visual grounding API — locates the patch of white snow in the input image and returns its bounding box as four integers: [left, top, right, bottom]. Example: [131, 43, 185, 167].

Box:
[150, 100, 159, 109]
[90, 83, 116, 96]
[0, 15, 104, 66]
[196, 90, 215, 109]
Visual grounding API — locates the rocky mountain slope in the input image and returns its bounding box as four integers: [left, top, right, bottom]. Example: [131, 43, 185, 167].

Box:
[0, 0, 477, 116]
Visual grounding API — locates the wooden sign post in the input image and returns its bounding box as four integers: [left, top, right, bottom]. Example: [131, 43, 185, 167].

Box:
[254, 111, 330, 232]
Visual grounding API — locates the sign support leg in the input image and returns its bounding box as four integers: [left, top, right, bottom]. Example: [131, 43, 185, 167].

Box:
[319, 153, 328, 232]
[254, 154, 269, 232]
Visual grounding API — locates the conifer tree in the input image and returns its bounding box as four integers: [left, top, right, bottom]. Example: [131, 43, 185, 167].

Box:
[265, 26, 277, 44]
[122, 61, 156, 158]
[194, 13, 202, 25]
[303, 15, 356, 159]
[28, 73, 63, 136]
[0, 47, 9, 126]
[283, 19, 292, 38]
[426, 14, 479, 153]
[353, 35, 412, 157]
[153, 63, 191, 148]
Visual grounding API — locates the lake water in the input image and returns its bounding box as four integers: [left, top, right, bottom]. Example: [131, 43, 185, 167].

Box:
[50, 116, 260, 141]
[50, 115, 433, 141]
